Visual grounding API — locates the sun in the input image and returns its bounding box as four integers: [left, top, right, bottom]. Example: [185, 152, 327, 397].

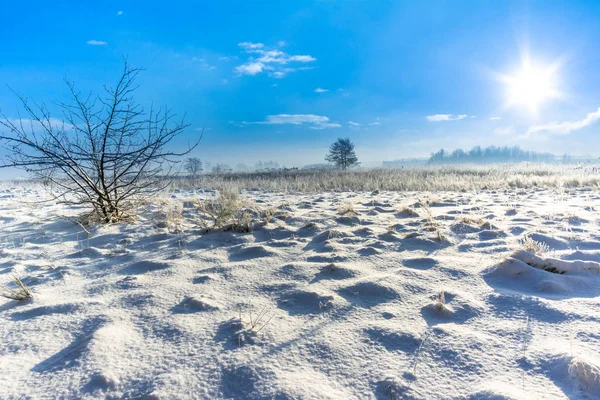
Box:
[501, 57, 561, 115]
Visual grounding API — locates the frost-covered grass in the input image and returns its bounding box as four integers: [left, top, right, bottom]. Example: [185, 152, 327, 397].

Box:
[172, 163, 600, 192]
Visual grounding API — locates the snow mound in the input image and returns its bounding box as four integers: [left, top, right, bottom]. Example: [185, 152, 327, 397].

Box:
[120, 260, 170, 275]
[337, 281, 400, 307]
[513, 250, 600, 275]
[421, 291, 483, 324]
[569, 356, 600, 395]
[228, 245, 275, 261]
[483, 251, 600, 298]
[277, 288, 338, 315]
[526, 233, 570, 250]
[173, 295, 220, 312]
[311, 263, 357, 282]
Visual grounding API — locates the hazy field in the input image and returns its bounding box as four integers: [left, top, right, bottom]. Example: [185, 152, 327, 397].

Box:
[1, 165, 600, 399]
[179, 163, 600, 192]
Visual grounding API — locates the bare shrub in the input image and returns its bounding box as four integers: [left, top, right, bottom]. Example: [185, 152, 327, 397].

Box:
[0, 61, 199, 223]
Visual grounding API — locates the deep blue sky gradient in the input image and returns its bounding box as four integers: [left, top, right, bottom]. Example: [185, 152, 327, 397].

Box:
[2, 0, 600, 170]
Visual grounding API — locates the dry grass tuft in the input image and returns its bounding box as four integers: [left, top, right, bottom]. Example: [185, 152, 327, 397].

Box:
[456, 215, 485, 226]
[397, 206, 419, 217]
[196, 189, 244, 230]
[1, 276, 33, 301]
[235, 305, 275, 346]
[338, 202, 357, 216]
[433, 290, 453, 315]
[519, 235, 549, 255]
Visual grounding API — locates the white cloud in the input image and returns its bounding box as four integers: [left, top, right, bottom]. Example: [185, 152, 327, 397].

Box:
[116, 10, 123, 16]
[219, 56, 230, 61]
[526, 107, 600, 136]
[235, 62, 264, 76]
[314, 88, 329, 93]
[86, 40, 107, 46]
[235, 42, 316, 78]
[289, 55, 316, 62]
[277, 41, 287, 47]
[493, 126, 515, 136]
[426, 114, 468, 122]
[247, 114, 341, 130]
[348, 121, 361, 127]
[489, 117, 502, 120]
[368, 121, 381, 126]
[238, 42, 264, 50]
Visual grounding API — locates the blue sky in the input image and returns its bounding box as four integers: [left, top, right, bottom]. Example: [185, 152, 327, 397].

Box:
[2, 0, 600, 170]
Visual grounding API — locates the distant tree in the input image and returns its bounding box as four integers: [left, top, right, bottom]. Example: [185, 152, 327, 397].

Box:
[428, 145, 557, 164]
[184, 157, 203, 177]
[325, 138, 359, 170]
[0, 61, 198, 223]
[212, 163, 231, 174]
[254, 160, 280, 171]
[235, 163, 249, 172]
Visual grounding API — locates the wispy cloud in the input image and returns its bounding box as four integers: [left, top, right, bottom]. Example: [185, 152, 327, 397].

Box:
[489, 117, 502, 120]
[191, 57, 216, 70]
[86, 40, 107, 46]
[243, 114, 341, 130]
[235, 42, 316, 78]
[368, 121, 381, 126]
[426, 114, 468, 122]
[314, 88, 329, 93]
[239, 42, 264, 50]
[348, 121, 361, 127]
[116, 10, 123, 16]
[494, 126, 515, 135]
[526, 107, 600, 136]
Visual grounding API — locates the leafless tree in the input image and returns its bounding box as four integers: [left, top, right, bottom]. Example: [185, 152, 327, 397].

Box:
[184, 157, 203, 177]
[212, 163, 231, 174]
[0, 61, 200, 223]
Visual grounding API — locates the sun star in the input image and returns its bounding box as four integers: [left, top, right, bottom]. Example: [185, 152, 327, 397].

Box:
[500, 55, 562, 115]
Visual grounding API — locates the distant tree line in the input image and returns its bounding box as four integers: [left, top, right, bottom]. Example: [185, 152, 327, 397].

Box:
[428, 146, 561, 164]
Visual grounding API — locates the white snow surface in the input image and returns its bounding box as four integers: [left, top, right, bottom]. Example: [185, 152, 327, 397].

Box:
[1, 186, 600, 399]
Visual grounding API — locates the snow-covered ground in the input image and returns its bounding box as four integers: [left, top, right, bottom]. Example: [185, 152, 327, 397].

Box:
[1, 186, 600, 399]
